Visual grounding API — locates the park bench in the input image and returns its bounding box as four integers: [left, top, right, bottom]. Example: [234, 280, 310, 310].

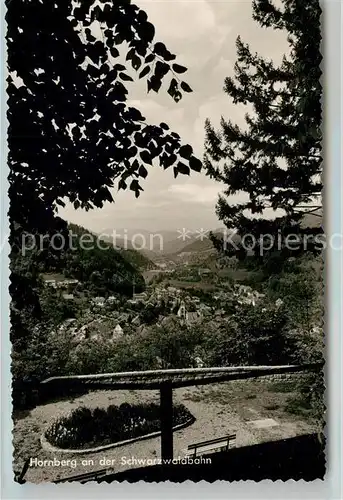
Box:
[54, 468, 111, 483]
[186, 433, 236, 458]
[15, 458, 112, 484]
[15, 458, 113, 484]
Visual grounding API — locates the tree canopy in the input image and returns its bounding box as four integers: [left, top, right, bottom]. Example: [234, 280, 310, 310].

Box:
[7, 0, 202, 356]
[204, 0, 322, 241]
[7, 0, 202, 235]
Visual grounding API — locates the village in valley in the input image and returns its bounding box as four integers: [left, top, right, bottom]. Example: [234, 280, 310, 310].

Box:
[44, 254, 268, 368]
[9, 0, 326, 484]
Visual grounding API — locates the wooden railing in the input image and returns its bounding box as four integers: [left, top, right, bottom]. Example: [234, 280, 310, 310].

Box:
[41, 363, 322, 390]
[41, 363, 323, 462]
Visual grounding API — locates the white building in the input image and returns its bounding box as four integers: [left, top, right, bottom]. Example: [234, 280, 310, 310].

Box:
[113, 324, 124, 339]
[62, 293, 74, 300]
[92, 296, 105, 307]
[132, 292, 148, 303]
[198, 268, 211, 276]
[57, 279, 79, 289]
[45, 279, 57, 288]
[194, 356, 205, 368]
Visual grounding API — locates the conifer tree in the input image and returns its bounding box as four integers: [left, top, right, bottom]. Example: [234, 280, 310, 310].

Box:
[204, 0, 322, 249]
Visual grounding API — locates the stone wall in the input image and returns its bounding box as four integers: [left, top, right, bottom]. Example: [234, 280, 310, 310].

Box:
[247, 372, 308, 383]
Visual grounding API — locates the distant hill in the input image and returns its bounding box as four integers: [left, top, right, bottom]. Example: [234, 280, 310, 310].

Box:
[95, 232, 155, 270]
[300, 209, 323, 229]
[117, 248, 155, 271]
[99, 228, 205, 255]
[61, 223, 145, 294]
[168, 229, 232, 262]
[161, 236, 198, 255]
[155, 230, 224, 255]
[176, 230, 226, 254]
[177, 238, 213, 254]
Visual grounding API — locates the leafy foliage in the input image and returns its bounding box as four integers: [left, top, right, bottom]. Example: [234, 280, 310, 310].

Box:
[202, 304, 295, 366]
[7, 0, 200, 353]
[266, 262, 319, 331]
[12, 259, 323, 416]
[45, 402, 194, 449]
[10, 221, 147, 408]
[12, 326, 74, 409]
[62, 233, 145, 296]
[10, 222, 144, 327]
[7, 0, 200, 235]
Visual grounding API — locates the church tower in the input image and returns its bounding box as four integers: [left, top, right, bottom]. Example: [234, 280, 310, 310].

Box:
[177, 300, 186, 321]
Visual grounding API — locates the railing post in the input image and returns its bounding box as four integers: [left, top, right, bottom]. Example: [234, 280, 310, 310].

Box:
[160, 381, 173, 461]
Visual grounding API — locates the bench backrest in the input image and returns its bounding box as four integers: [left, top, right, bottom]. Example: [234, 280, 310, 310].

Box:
[188, 434, 236, 451]
[54, 468, 109, 483]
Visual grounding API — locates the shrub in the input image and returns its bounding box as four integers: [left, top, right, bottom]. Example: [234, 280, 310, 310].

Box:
[45, 402, 194, 450]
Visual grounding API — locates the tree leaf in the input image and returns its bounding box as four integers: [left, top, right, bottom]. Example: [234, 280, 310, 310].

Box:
[150, 44, 173, 60]
[165, 153, 177, 168]
[119, 72, 134, 82]
[140, 21, 155, 43]
[148, 75, 162, 93]
[139, 65, 151, 79]
[163, 51, 176, 62]
[155, 61, 170, 79]
[179, 144, 193, 159]
[118, 179, 127, 191]
[189, 156, 202, 172]
[137, 10, 148, 23]
[131, 54, 142, 71]
[145, 53, 155, 64]
[140, 150, 152, 165]
[172, 64, 187, 74]
[127, 107, 145, 121]
[139, 165, 148, 178]
[154, 42, 168, 57]
[127, 145, 138, 158]
[167, 78, 178, 99]
[113, 64, 126, 71]
[177, 161, 190, 175]
[173, 91, 182, 103]
[130, 179, 139, 190]
[181, 81, 193, 93]
[126, 48, 135, 62]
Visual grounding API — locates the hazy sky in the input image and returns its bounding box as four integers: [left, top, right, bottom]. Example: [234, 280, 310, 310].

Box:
[59, 0, 288, 233]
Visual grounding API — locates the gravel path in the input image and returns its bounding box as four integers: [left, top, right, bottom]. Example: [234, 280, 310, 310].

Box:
[12, 381, 314, 483]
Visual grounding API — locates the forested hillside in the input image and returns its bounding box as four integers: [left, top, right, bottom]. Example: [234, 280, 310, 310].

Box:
[64, 223, 146, 294]
[96, 230, 155, 271]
